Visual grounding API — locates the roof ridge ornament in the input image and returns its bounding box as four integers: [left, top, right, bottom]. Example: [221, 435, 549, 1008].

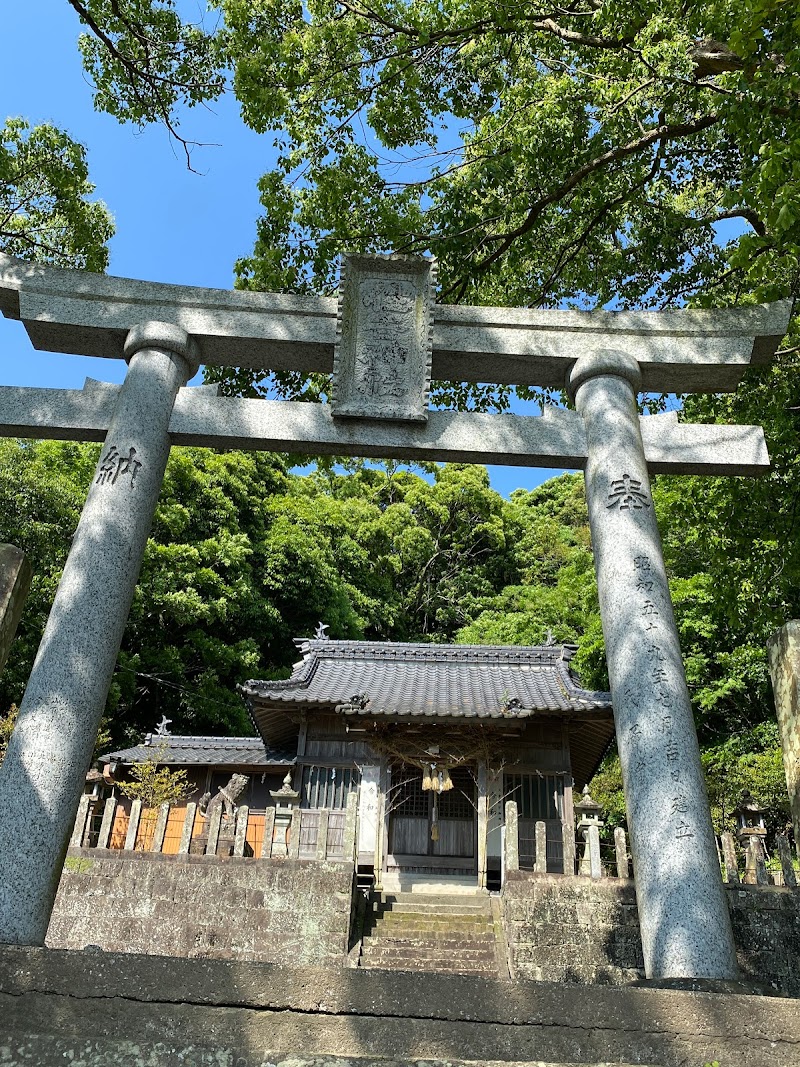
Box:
[314, 621, 330, 641]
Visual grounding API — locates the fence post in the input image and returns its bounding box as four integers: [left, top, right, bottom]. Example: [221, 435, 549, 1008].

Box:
[288, 809, 301, 859]
[316, 810, 330, 862]
[233, 805, 249, 857]
[373, 789, 385, 891]
[124, 799, 142, 851]
[614, 826, 630, 878]
[151, 802, 170, 853]
[579, 823, 602, 879]
[534, 821, 547, 873]
[178, 803, 196, 855]
[776, 833, 797, 888]
[504, 801, 519, 874]
[205, 804, 223, 856]
[343, 790, 358, 862]
[260, 808, 275, 859]
[69, 795, 91, 849]
[744, 836, 768, 886]
[720, 832, 739, 884]
[562, 817, 576, 877]
[97, 797, 116, 850]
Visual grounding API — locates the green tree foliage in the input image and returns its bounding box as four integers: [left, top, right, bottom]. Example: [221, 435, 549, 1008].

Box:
[66, 0, 224, 167]
[0, 117, 113, 268]
[0, 436, 791, 835]
[117, 742, 192, 807]
[455, 473, 607, 689]
[702, 722, 789, 836]
[0, 443, 605, 746]
[60, 0, 800, 307]
[0, 443, 522, 743]
[0, 705, 19, 767]
[55, 0, 799, 405]
[653, 340, 800, 740]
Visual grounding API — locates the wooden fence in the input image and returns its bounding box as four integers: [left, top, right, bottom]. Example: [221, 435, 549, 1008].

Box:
[70, 792, 358, 863]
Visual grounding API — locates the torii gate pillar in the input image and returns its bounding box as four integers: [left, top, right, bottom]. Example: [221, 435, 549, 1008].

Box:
[0, 323, 197, 945]
[570, 350, 738, 979]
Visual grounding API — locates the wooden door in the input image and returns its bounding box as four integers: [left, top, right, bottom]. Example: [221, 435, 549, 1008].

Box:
[388, 766, 476, 870]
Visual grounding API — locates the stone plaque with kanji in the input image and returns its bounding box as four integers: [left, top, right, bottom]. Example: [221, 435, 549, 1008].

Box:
[332, 254, 435, 422]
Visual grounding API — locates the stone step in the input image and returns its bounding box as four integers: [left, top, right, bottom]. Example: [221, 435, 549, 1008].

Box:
[362, 935, 497, 951]
[374, 905, 492, 917]
[379, 891, 487, 905]
[370, 918, 494, 933]
[367, 923, 495, 936]
[361, 942, 497, 960]
[359, 959, 500, 977]
[366, 924, 497, 938]
[375, 900, 489, 915]
[379, 876, 483, 895]
[367, 929, 496, 944]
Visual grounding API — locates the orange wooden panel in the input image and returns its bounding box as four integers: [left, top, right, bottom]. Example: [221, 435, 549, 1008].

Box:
[109, 802, 130, 850]
[161, 806, 188, 855]
[246, 812, 265, 858]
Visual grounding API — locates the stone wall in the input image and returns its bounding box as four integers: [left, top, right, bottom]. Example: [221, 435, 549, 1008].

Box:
[502, 871, 800, 996]
[46, 848, 355, 966]
[728, 883, 800, 996]
[502, 871, 645, 985]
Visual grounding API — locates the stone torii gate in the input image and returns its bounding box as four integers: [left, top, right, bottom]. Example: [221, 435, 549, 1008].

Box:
[0, 251, 790, 982]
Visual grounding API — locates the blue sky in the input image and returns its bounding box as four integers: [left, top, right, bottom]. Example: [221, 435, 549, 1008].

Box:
[0, 1, 569, 496]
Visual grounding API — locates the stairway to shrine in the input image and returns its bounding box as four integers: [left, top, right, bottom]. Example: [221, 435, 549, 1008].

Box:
[358, 891, 506, 978]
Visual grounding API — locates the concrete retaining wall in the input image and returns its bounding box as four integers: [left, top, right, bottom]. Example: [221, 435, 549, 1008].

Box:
[46, 848, 355, 966]
[2, 946, 799, 1067]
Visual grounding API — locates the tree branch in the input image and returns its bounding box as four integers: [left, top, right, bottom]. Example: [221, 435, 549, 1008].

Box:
[449, 112, 720, 291]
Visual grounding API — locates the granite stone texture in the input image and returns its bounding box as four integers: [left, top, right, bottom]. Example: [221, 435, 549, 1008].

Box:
[0, 382, 772, 474]
[727, 883, 800, 996]
[502, 872, 645, 985]
[46, 851, 355, 966]
[767, 620, 800, 846]
[332, 254, 435, 422]
[570, 350, 739, 981]
[1, 944, 799, 1067]
[0, 250, 791, 390]
[0, 325, 197, 946]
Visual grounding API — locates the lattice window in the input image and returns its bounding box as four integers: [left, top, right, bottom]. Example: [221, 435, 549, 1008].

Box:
[504, 773, 563, 821]
[438, 770, 476, 820]
[390, 767, 428, 818]
[300, 765, 359, 809]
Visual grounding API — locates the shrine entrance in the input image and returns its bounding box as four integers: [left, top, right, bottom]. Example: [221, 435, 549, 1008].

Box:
[0, 247, 790, 979]
[387, 765, 476, 874]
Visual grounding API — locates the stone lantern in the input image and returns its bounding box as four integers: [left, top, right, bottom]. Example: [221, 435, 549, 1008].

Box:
[575, 785, 604, 879]
[270, 771, 301, 858]
[734, 790, 768, 885]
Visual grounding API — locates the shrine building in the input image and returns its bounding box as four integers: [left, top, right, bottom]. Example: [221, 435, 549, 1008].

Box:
[99, 635, 612, 885]
[241, 636, 613, 886]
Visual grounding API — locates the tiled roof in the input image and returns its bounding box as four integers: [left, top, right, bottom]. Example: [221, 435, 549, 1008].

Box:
[241, 639, 612, 720]
[101, 734, 295, 767]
